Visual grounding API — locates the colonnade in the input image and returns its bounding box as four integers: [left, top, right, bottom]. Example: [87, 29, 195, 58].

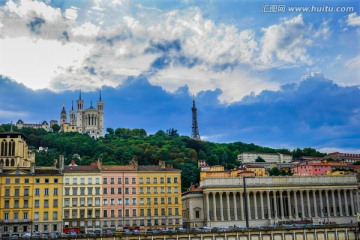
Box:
[204, 188, 359, 222]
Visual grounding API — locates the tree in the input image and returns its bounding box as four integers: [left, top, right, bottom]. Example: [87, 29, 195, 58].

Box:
[106, 128, 114, 135]
[269, 167, 280, 176]
[255, 156, 265, 162]
[353, 161, 360, 165]
[51, 124, 60, 133]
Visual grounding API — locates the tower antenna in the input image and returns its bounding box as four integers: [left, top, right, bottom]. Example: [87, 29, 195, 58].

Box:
[191, 95, 200, 140]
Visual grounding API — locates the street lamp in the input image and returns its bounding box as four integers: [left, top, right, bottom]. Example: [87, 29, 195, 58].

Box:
[243, 176, 255, 228]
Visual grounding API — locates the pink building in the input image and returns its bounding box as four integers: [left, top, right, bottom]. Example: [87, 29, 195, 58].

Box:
[101, 162, 138, 231]
[293, 162, 332, 176]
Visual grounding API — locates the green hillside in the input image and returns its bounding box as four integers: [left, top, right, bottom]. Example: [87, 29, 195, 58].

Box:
[0, 124, 325, 190]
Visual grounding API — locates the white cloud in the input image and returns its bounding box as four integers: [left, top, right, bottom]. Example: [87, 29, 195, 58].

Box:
[149, 64, 279, 104]
[0, 109, 28, 119]
[259, 15, 313, 68]
[347, 12, 360, 26]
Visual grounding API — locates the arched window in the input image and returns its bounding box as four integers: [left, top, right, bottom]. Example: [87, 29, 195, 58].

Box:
[1, 140, 6, 156]
[0, 159, 3, 165]
[4, 141, 8, 156]
[10, 159, 15, 166]
[5, 159, 9, 166]
[10, 140, 15, 156]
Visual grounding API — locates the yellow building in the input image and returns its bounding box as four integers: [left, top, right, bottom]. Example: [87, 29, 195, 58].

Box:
[246, 165, 266, 176]
[137, 161, 182, 230]
[0, 131, 62, 237]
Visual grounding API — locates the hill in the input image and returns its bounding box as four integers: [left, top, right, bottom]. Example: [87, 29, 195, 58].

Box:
[0, 124, 325, 190]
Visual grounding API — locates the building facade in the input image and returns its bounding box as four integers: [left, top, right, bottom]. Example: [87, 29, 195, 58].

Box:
[183, 176, 359, 228]
[238, 152, 293, 163]
[15, 120, 52, 132]
[60, 91, 104, 139]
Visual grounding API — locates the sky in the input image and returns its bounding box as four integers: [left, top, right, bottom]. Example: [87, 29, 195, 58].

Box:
[0, 0, 359, 153]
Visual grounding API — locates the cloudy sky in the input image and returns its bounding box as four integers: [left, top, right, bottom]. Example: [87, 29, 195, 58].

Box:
[0, 0, 359, 153]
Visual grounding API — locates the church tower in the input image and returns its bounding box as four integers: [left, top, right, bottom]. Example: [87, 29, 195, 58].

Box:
[76, 90, 84, 133]
[70, 101, 76, 125]
[60, 105, 67, 127]
[191, 95, 200, 140]
[97, 90, 104, 136]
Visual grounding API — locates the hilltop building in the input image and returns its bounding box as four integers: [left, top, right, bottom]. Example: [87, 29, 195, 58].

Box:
[326, 152, 360, 164]
[60, 91, 104, 139]
[15, 120, 52, 132]
[238, 152, 293, 163]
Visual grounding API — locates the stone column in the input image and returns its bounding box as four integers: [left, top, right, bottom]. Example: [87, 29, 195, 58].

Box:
[279, 191, 284, 219]
[356, 190, 360, 213]
[306, 190, 311, 217]
[247, 192, 251, 220]
[206, 193, 210, 221]
[325, 190, 330, 218]
[294, 190, 298, 219]
[337, 190, 343, 216]
[350, 190, 355, 215]
[226, 192, 231, 221]
[287, 191, 292, 219]
[300, 190, 305, 218]
[319, 190, 324, 218]
[219, 192, 224, 221]
[260, 191, 265, 219]
[331, 190, 337, 216]
[344, 189, 349, 216]
[240, 191, 244, 220]
[233, 192, 238, 221]
[312, 190, 318, 217]
[212, 192, 217, 221]
[273, 191, 278, 219]
[254, 191, 258, 220]
[266, 191, 271, 220]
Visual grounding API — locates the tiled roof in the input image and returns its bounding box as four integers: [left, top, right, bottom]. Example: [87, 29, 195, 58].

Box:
[102, 165, 136, 171]
[137, 165, 180, 172]
[63, 165, 100, 172]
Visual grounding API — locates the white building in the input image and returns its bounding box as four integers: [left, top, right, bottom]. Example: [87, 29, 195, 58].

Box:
[238, 152, 293, 163]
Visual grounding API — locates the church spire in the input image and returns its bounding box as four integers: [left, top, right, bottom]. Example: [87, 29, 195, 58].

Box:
[79, 89, 82, 100]
[71, 101, 74, 111]
[191, 95, 200, 140]
[99, 90, 102, 101]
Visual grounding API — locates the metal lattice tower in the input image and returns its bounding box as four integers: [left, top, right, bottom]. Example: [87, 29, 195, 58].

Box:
[191, 95, 200, 140]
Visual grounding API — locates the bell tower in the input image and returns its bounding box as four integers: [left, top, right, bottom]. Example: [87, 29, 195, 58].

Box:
[76, 90, 84, 132]
[97, 90, 104, 137]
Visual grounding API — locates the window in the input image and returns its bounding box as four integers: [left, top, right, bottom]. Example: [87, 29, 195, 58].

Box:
[34, 199, 40, 208]
[24, 199, 29, 208]
[168, 208, 172, 216]
[64, 188, 70, 195]
[147, 198, 151, 204]
[43, 224, 48, 231]
[174, 177, 178, 183]
[153, 177, 157, 184]
[168, 197, 172, 204]
[111, 188, 115, 194]
[175, 208, 179, 215]
[5, 178, 10, 184]
[80, 178, 85, 184]
[103, 188, 108, 194]
[72, 178, 77, 185]
[103, 210, 107, 218]
[125, 198, 129, 205]
[125, 178, 129, 184]
[4, 212, 9, 220]
[154, 208, 158, 216]
[80, 187, 85, 195]
[140, 209, 144, 217]
[161, 198, 165, 204]
[117, 178, 122, 184]
[72, 188, 77, 195]
[44, 200, 49, 208]
[24, 178, 29, 183]
[103, 178, 107, 184]
[139, 178, 143, 184]
[88, 187, 93, 195]
[110, 178, 115, 184]
[161, 187, 165, 193]
[88, 178, 92, 184]
[160, 177, 164, 183]
[72, 198, 77, 207]
[44, 188, 49, 196]
[80, 198, 85, 206]
[174, 187, 178, 193]
[45, 178, 49, 183]
[167, 187, 171, 193]
[118, 209, 122, 217]
[174, 197, 178, 204]
[103, 199, 108, 205]
[4, 200, 9, 208]
[65, 178, 69, 184]
[153, 187, 158, 194]
[95, 187, 100, 195]
[35, 178, 40, 184]
[132, 198, 136, 205]
[139, 187, 144, 194]
[195, 210, 200, 218]
[125, 188, 129, 194]
[14, 188, 19, 196]
[146, 187, 151, 194]
[53, 212, 58, 220]
[132, 187, 136, 194]
[44, 212, 49, 220]
[14, 200, 19, 208]
[154, 198, 158, 204]
[34, 212, 39, 221]
[161, 208, 165, 216]
[54, 178, 58, 183]
[53, 188, 58, 196]
[87, 198, 93, 206]
[5, 188, 10, 196]
[132, 178, 136, 184]
[125, 209, 130, 217]
[35, 188, 40, 196]
[64, 199, 70, 207]
[110, 199, 115, 205]
[111, 210, 115, 217]
[140, 198, 144, 205]
[167, 177, 171, 183]
[132, 209, 136, 217]
[95, 178, 100, 184]
[53, 199, 58, 208]
[118, 198, 122, 205]
[146, 177, 150, 184]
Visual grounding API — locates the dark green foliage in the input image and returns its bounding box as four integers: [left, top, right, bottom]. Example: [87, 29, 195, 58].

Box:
[51, 124, 60, 132]
[255, 156, 265, 162]
[353, 161, 360, 165]
[0, 124, 325, 190]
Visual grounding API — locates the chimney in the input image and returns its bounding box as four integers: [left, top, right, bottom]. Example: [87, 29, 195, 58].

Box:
[131, 157, 138, 169]
[159, 160, 166, 169]
[97, 158, 102, 170]
[0, 163, 3, 173]
[53, 159, 58, 169]
[30, 162, 35, 174]
[59, 155, 64, 172]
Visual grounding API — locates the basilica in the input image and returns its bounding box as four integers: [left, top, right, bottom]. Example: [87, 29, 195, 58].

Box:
[60, 91, 104, 139]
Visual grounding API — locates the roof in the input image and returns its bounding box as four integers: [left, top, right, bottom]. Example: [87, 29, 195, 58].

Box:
[137, 165, 180, 172]
[0, 131, 27, 140]
[102, 165, 136, 171]
[63, 165, 100, 173]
